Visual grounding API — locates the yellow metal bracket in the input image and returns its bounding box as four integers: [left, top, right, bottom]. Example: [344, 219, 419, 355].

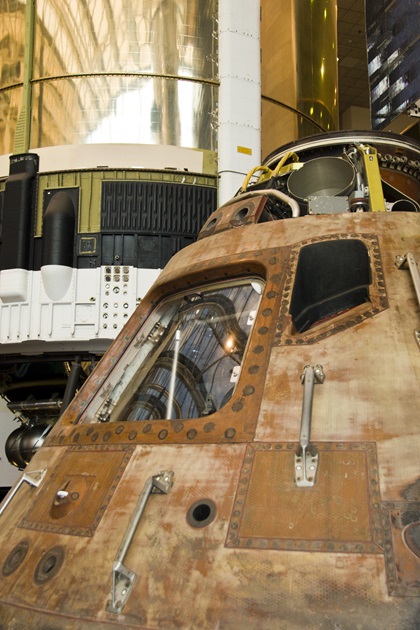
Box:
[359, 145, 386, 212]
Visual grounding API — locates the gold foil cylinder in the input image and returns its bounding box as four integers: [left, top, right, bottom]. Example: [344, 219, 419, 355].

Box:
[261, 0, 338, 158]
[30, 0, 218, 151]
[2, 0, 218, 153]
[0, 1, 26, 155]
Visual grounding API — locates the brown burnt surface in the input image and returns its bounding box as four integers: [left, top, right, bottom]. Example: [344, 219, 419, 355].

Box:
[226, 442, 383, 553]
[0, 207, 419, 630]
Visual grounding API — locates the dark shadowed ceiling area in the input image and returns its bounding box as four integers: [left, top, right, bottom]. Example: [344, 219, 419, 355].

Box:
[337, 0, 370, 118]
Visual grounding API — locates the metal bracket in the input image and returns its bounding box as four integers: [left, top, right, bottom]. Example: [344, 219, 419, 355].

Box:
[359, 145, 386, 212]
[295, 365, 325, 488]
[106, 471, 174, 614]
[0, 469, 47, 516]
[396, 253, 420, 348]
[395, 253, 420, 306]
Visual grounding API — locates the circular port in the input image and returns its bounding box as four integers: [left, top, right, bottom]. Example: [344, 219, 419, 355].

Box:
[2, 540, 29, 576]
[230, 205, 251, 226]
[34, 546, 65, 585]
[186, 499, 217, 528]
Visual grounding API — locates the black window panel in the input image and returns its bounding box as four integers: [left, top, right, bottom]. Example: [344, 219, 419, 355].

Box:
[160, 235, 172, 265]
[102, 234, 121, 265]
[99, 233, 177, 269]
[138, 235, 159, 267]
[122, 234, 136, 266]
[290, 240, 371, 333]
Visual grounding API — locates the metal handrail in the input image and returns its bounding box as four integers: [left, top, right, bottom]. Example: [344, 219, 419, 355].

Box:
[395, 252, 420, 347]
[395, 252, 420, 307]
[107, 471, 174, 614]
[294, 365, 325, 487]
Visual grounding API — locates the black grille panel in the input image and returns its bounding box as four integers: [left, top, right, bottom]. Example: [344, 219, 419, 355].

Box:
[100, 180, 216, 269]
[101, 181, 216, 235]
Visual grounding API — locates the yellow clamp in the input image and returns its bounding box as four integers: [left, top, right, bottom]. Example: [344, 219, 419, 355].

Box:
[359, 144, 386, 212]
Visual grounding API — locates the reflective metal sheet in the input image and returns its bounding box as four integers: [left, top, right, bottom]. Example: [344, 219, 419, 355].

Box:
[0, 85, 22, 155]
[0, 0, 25, 154]
[29, 0, 217, 150]
[0, 0, 25, 88]
[30, 75, 217, 149]
[34, 0, 216, 80]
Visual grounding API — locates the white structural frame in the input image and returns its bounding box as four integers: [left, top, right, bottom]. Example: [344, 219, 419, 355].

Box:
[218, 0, 262, 204]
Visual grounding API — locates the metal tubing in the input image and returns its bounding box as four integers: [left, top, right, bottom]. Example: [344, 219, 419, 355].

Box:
[114, 477, 154, 569]
[8, 400, 61, 412]
[166, 329, 181, 419]
[60, 355, 82, 416]
[227, 189, 300, 218]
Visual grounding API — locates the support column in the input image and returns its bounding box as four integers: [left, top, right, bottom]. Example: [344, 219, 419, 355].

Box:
[218, 0, 261, 204]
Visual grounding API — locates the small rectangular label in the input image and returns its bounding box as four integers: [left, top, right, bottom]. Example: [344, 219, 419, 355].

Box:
[237, 146, 252, 155]
[79, 236, 97, 255]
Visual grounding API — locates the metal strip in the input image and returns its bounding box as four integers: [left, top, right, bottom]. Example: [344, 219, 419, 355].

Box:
[13, 0, 35, 153]
[30, 72, 219, 87]
[0, 469, 46, 517]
